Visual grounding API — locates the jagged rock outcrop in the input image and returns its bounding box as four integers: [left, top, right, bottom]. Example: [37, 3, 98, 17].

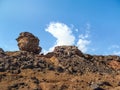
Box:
[16, 32, 42, 54]
[0, 49, 120, 90]
[0, 32, 120, 90]
[0, 48, 5, 57]
[54, 46, 83, 57]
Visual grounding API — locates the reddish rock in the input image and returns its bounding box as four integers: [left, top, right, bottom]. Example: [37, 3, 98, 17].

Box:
[45, 52, 55, 58]
[16, 32, 42, 54]
[108, 60, 120, 70]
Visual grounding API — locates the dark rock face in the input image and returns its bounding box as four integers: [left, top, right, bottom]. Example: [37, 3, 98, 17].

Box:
[0, 48, 4, 54]
[0, 48, 5, 58]
[0, 48, 120, 90]
[0, 51, 54, 73]
[16, 32, 42, 54]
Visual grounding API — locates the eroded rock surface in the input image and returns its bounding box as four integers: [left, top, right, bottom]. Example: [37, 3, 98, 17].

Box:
[54, 46, 83, 57]
[0, 43, 120, 89]
[16, 32, 42, 54]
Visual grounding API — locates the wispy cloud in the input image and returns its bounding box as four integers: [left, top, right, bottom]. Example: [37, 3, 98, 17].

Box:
[76, 23, 91, 52]
[45, 22, 75, 52]
[108, 45, 120, 50]
[112, 51, 120, 55]
[77, 38, 90, 53]
[107, 45, 120, 55]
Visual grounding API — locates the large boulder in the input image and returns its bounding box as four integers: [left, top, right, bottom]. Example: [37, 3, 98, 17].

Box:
[53, 46, 83, 57]
[16, 32, 42, 54]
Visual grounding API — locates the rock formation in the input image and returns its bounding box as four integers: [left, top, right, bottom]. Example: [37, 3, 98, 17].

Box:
[0, 48, 5, 57]
[54, 46, 83, 57]
[0, 46, 120, 90]
[16, 32, 41, 54]
[0, 32, 120, 90]
[0, 48, 4, 54]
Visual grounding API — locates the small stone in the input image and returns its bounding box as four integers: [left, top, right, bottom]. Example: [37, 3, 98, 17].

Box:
[31, 77, 39, 84]
[94, 87, 104, 90]
[99, 81, 112, 87]
[57, 66, 64, 73]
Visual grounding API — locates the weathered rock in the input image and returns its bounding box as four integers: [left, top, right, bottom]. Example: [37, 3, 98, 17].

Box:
[54, 46, 83, 57]
[45, 52, 55, 58]
[110, 86, 120, 90]
[50, 56, 59, 66]
[0, 43, 120, 90]
[16, 32, 42, 54]
[84, 54, 93, 60]
[0, 48, 5, 57]
[0, 48, 4, 54]
[108, 60, 120, 70]
[8, 82, 26, 90]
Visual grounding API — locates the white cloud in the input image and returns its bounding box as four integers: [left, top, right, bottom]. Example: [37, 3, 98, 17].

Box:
[77, 32, 90, 53]
[86, 23, 91, 30]
[112, 51, 120, 55]
[76, 23, 91, 53]
[45, 22, 91, 53]
[107, 45, 120, 55]
[108, 45, 120, 50]
[77, 39, 90, 53]
[42, 49, 48, 54]
[75, 29, 78, 32]
[79, 33, 89, 39]
[45, 22, 75, 52]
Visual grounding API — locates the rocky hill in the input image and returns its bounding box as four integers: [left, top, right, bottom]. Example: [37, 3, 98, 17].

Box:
[0, 32, 120, 90]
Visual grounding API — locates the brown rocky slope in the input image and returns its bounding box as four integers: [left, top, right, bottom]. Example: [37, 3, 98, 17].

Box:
[0, 46, 120, 90]
[0, 32, 120, 90]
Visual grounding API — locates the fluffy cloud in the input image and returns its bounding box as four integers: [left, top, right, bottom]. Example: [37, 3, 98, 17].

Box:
[108, 45, 120, 55]
[77, 39, 90, 53]
[45, 22, 75, 51]
[45, 22, 91, 53]
[77, 32, 90, 53]
[76, 23, 91, 53]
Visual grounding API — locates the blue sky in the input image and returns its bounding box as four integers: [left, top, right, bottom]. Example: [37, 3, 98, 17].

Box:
[0, 0, 120, 55]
